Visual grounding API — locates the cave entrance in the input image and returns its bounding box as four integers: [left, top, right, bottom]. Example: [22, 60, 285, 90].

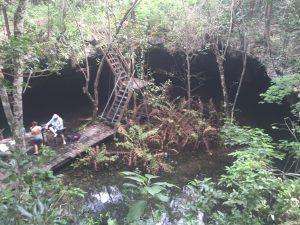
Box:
[146, 47, 289, 128]
[0, 59, 114, 137]
[0, 48, 289, 137]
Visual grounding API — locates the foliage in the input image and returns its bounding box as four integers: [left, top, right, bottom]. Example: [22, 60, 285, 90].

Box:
[114, 81, 210, 173]
[72, 144, 117, 170]
[0, 148, 85, 224]
[144, 82, 207, 150]
[176, 123, 300, 225]
[120, 171, 177, 224]
[0, 1, 70, 73]
[1, 1, 300, 224]
[35, 145, 57, 165]
[261, 74, 299, 173]
[116, 125, 167, 173]
[261, 74, 300, 105]
[106, 124, 299, 225]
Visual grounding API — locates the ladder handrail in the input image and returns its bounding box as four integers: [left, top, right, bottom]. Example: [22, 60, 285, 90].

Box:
[111, 71, 135, 122]
[100, 46, 132, 125]
[115, 48, 130, 72]
[100, 61, 124, 118]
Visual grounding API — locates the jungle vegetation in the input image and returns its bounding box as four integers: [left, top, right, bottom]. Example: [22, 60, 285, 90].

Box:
[0, 0, 299, 224]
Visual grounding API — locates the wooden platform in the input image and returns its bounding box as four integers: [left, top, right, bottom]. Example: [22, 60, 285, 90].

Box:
[131, 78, 149, 90]
[38, 78, 149, 171]
[0, 78, 148, 173]
[42, 123, 115, 171]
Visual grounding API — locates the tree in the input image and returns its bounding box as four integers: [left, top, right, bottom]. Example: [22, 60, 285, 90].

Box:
[0, 1, 67, 149]
[65, 0, 141, 119]
[203, 0, 236, 116]
[165, 1, 204, 107]
[0, 0, 29, 150]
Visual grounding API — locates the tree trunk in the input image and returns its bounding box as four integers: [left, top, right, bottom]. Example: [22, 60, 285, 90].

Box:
[13, 0, 28, 36]
[1, 1, 11, 37]
[92, 102, 99, 120]
[0, 70, 14, 129]
[11, 0, 28, 150]
[1, 68, 24, 146]
[231, 49, 247, 121]
[186, 54, 191, 108]
[93, 58, 105, 119]
[264, 1, 272, 47]
[12, 66, 26, 149]
[212, 43, 229, 116]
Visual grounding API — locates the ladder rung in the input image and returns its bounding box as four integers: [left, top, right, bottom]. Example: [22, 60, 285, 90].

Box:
[114, 102, 125, 109]
[116, 92, 128, 97]
[109, 109, 120, 115]
[116, 96, 127, 100]
[103, 48, 132, 125]
[110, 58, 118, 62]
[112, 65, 121, 69]
[115, 68, 124, 72]
[111, 62, 120, 66]
[109, 110, 118, 116]
[114, 101, 125, 107]
[118, 89, 128, 93]
[109, 110, 118, 117]
[110, 114, 120, 120]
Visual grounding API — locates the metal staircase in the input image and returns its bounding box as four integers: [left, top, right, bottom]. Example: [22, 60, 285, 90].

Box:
[101, 47, 134, 126]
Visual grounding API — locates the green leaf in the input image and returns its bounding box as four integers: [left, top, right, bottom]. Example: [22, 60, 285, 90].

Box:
[155, 193, 169, 203]
[108, 218, 118, 225]
[120, 171, 140, 177]
[17, 205, 33, 219]
[126, 200, 147, 223]
[145, 185, 164, 196]
[154, 182, 178, 188]
[124, 176, 146, 185]
[123, 183, 138, 188]
[144, 174, 159, 181]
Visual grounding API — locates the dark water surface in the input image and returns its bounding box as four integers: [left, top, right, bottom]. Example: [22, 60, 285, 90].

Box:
[61, 150, 231, 222]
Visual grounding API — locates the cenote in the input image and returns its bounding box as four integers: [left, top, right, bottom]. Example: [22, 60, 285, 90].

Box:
[60, 150, 231, 223]
[2, 48, 290, 223]
[1, 1, 299, 224]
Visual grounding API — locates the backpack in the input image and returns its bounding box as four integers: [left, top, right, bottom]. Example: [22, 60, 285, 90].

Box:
[66, 133, 81, 142]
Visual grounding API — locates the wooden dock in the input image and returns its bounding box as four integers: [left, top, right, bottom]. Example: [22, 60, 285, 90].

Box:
[43, 78, 148, 171]
[0, 78, 149, 173]
[131, 78, 148, 90]
[42, 122, 115, 171]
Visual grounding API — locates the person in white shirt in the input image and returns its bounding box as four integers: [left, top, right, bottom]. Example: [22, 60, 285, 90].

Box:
[46, 114, 66, 145]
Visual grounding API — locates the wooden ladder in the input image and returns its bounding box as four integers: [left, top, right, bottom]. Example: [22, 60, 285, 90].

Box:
[101, 47, 134, 126]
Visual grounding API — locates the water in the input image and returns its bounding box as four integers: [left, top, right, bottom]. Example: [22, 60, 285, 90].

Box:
[62, 149, 231, 223]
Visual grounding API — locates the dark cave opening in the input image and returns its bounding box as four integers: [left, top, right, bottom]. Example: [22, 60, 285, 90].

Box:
[0, 48, 290, 137]
[0, 58, 115, 136]
[146, 47, 290, 129]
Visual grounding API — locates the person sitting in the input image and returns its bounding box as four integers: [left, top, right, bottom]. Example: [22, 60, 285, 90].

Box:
[46, 114, 66, 145]
[30, 121, 43, 155]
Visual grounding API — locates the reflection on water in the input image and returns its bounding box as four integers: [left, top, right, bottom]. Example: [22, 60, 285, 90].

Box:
[62, 150, 231, 222]
[87, 186, 123, 214]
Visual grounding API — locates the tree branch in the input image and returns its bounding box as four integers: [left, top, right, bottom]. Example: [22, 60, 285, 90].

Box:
[0, 69, 14, 129]
[13, 0, 28, 36]
[1, 1, 11, 38]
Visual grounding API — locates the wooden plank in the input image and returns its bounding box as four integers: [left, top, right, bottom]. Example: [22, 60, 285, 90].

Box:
[0, 78, 148, 171]
[42, 123, 116, 171]
[131, 78, 148, 90]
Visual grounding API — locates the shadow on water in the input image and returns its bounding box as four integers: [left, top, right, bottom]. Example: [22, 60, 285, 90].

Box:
[61, 149, 231, 223]
[0, 47, 290, 222]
